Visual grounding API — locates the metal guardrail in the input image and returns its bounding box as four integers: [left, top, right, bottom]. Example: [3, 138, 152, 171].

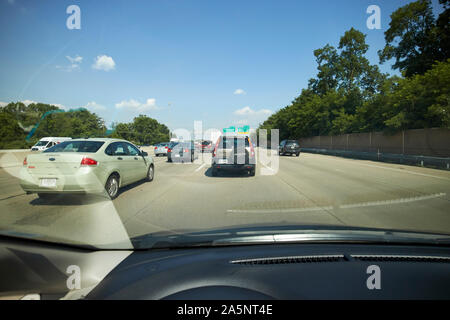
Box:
[301, 148, 450, 171]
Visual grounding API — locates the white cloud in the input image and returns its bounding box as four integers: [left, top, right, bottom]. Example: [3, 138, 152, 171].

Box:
[233, 89, 246, 95]
[232, 119, 249, 125]
[25, 100, 68, 109]
[57, 55, 83, 72]
[92, 55, 116, 71]
[51, 103, 68, 110]
[0, 100, 68, 109]
[66, 55, 83, 64]
[83, 101, 106, 112]
[0, 99, 96, 111]
[22, 100, 37, 106]
[233, 107, 272, 128]
[234, 106, 271, 116]
[115, 98, 157, 113]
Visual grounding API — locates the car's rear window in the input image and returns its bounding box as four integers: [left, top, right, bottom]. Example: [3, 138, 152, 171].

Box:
[44, 141, 105, 153]
[286, 140, 299, 146]
[220, 137, 250, 148]
[178, 142, 192, 148]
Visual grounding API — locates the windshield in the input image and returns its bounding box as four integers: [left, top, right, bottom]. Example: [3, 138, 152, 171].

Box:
[0, 0, 449, 250]
[34, 141, 49, 147]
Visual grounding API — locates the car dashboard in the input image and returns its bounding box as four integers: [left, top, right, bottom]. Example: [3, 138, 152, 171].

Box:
[1, 237, 449, 299]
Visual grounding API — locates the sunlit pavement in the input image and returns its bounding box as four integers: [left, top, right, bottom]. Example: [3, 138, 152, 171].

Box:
[0, 149, 450, 248]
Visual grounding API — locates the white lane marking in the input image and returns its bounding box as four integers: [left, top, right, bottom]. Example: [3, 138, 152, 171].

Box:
[227, 206, 333, 214]
[227, 193, 447, 214]
[195, 163, 206, 172]
[356, 162, 450, 181]
[340, 192, 447, 209]
[310, 154, 450, 181]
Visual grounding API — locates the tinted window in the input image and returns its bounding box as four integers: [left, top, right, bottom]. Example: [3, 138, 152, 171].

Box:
[44, 141, 104, 153]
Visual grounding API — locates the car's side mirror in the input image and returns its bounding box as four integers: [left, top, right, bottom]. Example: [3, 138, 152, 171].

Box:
[141, 151, 148, 157]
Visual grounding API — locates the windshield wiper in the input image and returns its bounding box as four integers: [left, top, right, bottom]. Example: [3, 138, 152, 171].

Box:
[130, 225, 450, 249]
[211, 231, 450, 247]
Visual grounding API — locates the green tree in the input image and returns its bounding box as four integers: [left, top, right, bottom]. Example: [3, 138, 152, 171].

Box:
[383, 59, 450, 130]
[111, 115, 170, 145]
[379, 0, 448, 77]
[261, 27, 386, 138]
[436, 0, 450, 61]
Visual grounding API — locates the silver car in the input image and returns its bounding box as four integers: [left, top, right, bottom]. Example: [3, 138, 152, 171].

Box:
[20, 138, 154, 200]
[154, 142, 170, 156]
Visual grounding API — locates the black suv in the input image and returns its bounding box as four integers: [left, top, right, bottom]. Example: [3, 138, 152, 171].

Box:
[279, 140, 300, 156]
[211, 136, 256, 176]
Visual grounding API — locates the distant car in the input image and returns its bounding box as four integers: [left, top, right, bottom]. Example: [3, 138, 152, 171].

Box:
[167, 141, 197, 163]
[211, 136, 255, 176]
[200, 140, 213, 153]
[154, 142, 170, 156]
[31, 137, 72, 152]
[20, 138, 154, 200]
[279, 140, 301, 156]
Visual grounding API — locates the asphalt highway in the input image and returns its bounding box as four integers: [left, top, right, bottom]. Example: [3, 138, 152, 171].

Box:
[0, 149, 449, 248]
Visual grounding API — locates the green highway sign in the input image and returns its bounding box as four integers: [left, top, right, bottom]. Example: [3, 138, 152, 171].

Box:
[223, 125, 250, 134]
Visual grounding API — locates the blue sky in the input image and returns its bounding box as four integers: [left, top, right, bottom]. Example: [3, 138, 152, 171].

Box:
[0, 0, 444, 131]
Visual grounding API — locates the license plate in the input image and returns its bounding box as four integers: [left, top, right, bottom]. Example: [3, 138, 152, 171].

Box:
[218, 159, 227, 164]
[175, 154, 180, 157]
[291, 146, 294, 149]
[39, 178, 57, 188]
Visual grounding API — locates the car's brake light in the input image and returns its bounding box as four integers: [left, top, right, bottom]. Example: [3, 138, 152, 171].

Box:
[23, 157, 27, 166]
[212, 139, 220, 157]
[184, 148, 189, 153]
[80, 157, 98, 166]
[154, 146, 157, 150]
[165, 146, 168, 149]
[249, 139, 255, 157]
[168, 148, 171, 153]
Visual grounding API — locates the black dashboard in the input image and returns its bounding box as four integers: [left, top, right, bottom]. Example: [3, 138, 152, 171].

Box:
[2, 237, 449, 299]
[88, 243, 450, 299]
